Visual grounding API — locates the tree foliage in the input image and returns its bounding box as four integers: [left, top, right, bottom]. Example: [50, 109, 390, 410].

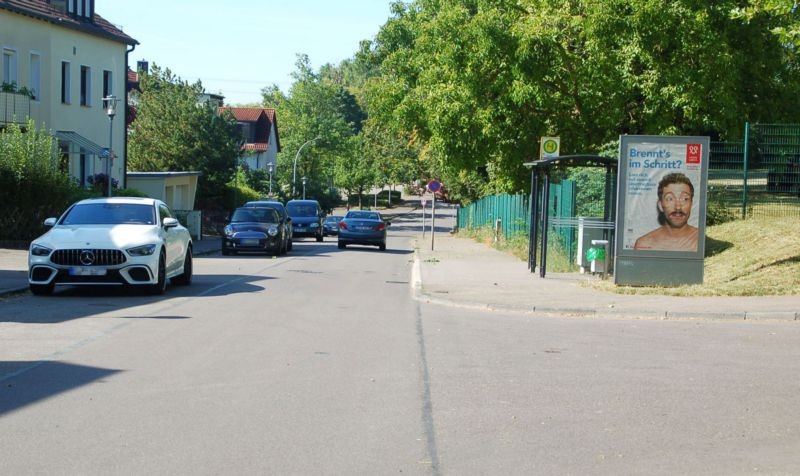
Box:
[128, 64, 242, 206]
[358, 0, 800, 203]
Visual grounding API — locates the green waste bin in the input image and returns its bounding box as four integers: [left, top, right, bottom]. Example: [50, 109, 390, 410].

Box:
[585, 247, 606, 262]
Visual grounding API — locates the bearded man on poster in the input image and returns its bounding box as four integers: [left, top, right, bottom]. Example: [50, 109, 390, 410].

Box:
[634, 172, 699, 252]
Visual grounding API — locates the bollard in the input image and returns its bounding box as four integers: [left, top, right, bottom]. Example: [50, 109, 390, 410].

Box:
[494, 218, 502, 243]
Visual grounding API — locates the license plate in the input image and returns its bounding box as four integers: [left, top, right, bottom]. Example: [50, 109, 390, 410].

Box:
[241, 239, 259, 246]
[357, 226, 373, 231]
[68, 267, 107, 276]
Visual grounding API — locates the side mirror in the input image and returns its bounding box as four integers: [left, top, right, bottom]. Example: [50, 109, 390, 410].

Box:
[43, 217, 57, 227]
[163, 217, 179, 229]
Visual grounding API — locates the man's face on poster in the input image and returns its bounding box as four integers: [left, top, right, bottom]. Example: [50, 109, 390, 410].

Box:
[658, 183, 693, 229]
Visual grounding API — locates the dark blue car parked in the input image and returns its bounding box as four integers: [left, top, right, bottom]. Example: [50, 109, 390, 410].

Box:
[286, 199, 324, 242]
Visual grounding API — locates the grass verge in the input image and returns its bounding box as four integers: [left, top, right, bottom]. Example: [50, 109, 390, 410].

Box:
[459, 217, 800, 296]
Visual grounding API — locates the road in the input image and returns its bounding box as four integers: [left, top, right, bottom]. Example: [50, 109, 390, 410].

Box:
[2, 210, 800, 475]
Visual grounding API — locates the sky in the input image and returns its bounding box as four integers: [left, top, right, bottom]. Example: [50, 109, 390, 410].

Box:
[100, 1, 395, 105]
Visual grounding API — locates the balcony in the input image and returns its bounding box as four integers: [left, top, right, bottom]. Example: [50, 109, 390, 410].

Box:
[0, 91, 31, 125]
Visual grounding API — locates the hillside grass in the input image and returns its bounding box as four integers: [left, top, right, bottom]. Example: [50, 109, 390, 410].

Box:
[459, 217, 800, 296]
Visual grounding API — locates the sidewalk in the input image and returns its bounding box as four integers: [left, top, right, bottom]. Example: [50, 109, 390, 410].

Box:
[411, 231, 800, 321]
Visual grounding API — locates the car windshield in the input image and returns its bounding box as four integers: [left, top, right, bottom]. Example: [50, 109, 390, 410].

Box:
[325, 216, 342, 223]
[245, 202, 285, 216]
[287, 204, 317, 217]
[232, 208, 278, 223]
[346, 211, 380, 220]
[60, 203, 155, 225]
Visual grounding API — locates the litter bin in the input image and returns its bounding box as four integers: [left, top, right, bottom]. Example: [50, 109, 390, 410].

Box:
[585, 247, 606, 273]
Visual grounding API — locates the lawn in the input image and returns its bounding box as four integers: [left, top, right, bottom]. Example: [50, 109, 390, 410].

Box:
[460, 217, 800, 297]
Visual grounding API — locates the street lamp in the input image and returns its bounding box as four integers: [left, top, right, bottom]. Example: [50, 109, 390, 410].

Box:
[267, 162, 274, 197]
[302, 176, 308, 200]
[292, 136, 321, 198]
[102, 95, 118, 197]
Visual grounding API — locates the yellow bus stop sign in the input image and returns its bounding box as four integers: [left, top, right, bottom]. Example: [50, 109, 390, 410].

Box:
[540, 136, 560, 159]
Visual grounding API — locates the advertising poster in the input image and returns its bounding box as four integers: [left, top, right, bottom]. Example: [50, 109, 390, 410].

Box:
[621, 141, 705, 252]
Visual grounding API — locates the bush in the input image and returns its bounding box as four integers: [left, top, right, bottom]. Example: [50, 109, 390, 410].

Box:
[0, 121, 86, 241]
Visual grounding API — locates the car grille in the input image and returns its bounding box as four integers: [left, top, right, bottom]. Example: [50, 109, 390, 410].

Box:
[51, 249, 127, 266]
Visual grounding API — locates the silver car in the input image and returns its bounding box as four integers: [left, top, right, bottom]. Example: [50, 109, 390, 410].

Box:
[28, 197, 193, 295]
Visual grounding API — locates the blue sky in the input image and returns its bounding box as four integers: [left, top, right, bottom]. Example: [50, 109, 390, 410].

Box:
[100, 1, 394, 105]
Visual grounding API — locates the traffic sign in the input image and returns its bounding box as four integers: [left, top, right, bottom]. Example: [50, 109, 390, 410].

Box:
[540, 136, 560, 159]
[427, 179, 442, 193]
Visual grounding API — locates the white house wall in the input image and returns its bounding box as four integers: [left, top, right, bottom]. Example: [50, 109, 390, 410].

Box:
[0, 9, 128, 187]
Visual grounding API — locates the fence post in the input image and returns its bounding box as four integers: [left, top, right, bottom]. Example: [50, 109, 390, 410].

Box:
[742, 121, 749, 219]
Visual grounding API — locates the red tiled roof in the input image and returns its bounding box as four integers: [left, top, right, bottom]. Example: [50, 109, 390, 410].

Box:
[219, 107, 275, 123]
[127, 69, 138, 83]
[0, 0, 138, 45]
[218, 107, 281, 153]
[242, 143, 268, 152]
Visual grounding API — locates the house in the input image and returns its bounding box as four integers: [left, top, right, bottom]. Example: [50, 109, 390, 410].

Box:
[0, 0, 138, 189]
[219, 107, 281, 172]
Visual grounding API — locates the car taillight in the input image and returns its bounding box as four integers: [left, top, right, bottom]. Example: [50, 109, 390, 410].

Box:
[339, 222, 348, 230]
[376, 223, 385, 231]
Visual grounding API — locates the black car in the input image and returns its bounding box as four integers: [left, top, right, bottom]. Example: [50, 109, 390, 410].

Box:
[243, 200, 293, 251]
[222, 207, 288, 255]
[323, 215, 343, 236]
[286, 199, 324, 242]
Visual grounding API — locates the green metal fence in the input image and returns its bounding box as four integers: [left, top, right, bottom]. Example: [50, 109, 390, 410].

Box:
[710, 123, 800, 219]
[457, 180, 577, 256]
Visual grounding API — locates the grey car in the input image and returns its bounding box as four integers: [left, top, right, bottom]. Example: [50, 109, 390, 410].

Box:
[337, 210, 389, 251]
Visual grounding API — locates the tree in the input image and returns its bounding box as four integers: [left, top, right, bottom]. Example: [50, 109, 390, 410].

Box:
[128, 64, 242, 207]
[261, 55, 361, 208]
[361, 0, 800, 203]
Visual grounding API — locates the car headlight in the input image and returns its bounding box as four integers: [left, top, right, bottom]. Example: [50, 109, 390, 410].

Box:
[267, 226, 279, 237]
[30, 244, 52, 256]
[127, 244, 157, 256]
[224, 225, 233, 237]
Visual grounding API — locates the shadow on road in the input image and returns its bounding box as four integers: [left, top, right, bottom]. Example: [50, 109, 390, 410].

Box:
[0, 361, 122, 416]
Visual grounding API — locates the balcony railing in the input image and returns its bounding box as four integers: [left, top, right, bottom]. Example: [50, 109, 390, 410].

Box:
[0, 91, 31, 125]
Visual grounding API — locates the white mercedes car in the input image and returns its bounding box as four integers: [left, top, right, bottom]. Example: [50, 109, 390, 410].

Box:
[28, 197, 193, 296]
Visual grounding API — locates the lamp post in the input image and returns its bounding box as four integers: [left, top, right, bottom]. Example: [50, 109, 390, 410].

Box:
[102, 95, 118, 197]
[302, 176, 308, 200]
[292, 136, 321, 198]
[267, 162, 274, 197]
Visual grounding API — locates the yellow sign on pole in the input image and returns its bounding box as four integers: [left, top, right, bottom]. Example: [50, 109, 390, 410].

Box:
[540, 136, 560, 159]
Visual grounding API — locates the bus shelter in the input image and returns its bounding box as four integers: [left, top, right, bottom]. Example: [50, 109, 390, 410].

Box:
[524, 155, 618, 278]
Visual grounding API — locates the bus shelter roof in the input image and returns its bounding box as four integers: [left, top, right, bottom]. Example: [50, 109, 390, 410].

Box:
[523, 155, 617, 169]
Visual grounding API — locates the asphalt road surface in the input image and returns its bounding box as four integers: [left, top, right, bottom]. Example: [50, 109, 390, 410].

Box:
[2, 211, 800, 475]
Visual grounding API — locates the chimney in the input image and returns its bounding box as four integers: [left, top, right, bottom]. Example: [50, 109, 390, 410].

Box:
[137, 60, 149, 73]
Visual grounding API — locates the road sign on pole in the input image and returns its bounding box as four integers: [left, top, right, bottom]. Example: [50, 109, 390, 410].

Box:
[540, 136, 560, 159]
[427, 179, 442, 193]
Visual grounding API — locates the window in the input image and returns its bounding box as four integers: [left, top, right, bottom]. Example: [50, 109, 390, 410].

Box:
[67, 0, 93, 20]
[61, 61, 71, 104]
[2, 48, 17, 86]
[80, 65, 91, 106]
[103, 70, 112, 98]
[30, 53, 41, 100]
